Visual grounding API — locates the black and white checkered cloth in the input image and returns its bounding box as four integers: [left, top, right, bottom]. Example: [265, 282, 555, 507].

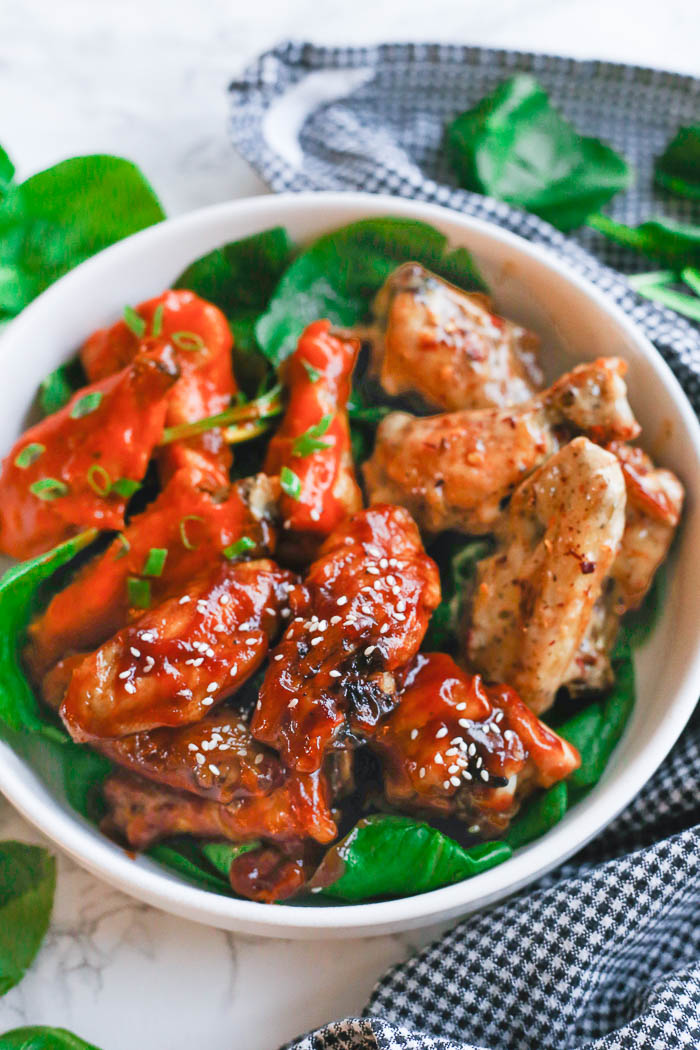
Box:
[229, 42, 700, 1050]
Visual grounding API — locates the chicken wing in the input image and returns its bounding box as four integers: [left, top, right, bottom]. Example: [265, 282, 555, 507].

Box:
[264, 319, 362, 557]
[60, 559, 296, 741]
[371, 262, 542, 411]
[372, 653, 579, 835]
[0, 346, 179, 560]
[251, 505, 441, 772]
[363, 357, 639, 535]
[25, 467, 277, 678]
[227, 841, 318, 902]
[101, 767, 337, 849]
[81, 289, 236, 480]
[466, 438, 626, 714]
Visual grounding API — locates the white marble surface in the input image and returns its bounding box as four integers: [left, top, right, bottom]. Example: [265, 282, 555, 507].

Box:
[0, 2, 697, 1047]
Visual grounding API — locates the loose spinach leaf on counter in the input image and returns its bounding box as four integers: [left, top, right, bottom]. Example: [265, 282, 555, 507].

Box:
[0, 153, 165, 319]
[655, 125, 700, 200]
[310, 815, 511, 901]
[446, 74, 631, 231]
[0, 1027, 101, 1049]
[255, 218, 485, 364]
[588, 212, 700, 269]
[0, 842, 55, 997]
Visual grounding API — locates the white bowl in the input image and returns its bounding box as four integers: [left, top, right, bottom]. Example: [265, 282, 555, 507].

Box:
[1, 192, 698, 940]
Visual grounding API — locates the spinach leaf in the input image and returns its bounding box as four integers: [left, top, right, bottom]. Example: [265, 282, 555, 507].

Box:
[0, 530, 97, 736]
[200, 840, 260, 877]
[423, 536, 493, 651]
[311, 814, 511, 901]
[655, 125, 700, 200]
[38, 358, 87, 418]
[0, 153, 164, 319]
[0, 842, 55, 997]
[588, 212, 700, 269]
[505, 782, 568, 850]
[146, 839, 231, 893]
[0, 1028, 100, 1049]
[255, 218, 485, 364]
[447, 75, 631, 231]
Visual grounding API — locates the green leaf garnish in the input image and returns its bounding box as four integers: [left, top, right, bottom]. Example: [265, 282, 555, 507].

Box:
[200, 840, 260, 877]
[423, 536, 494, 652]
[86, 464, 111, 496]
[301, 359, 321, 383]
[69, 391, 103, 419]
[179, 515, 204, 551]
[14, 443, 45, 469]
[505, 782, 568, 850]
[114, 533, 130, 560]
[0, 842, 56, 997]
[588, 212, 700, 269]
[171, 331, 204, 352]
[38, 365, 76, 416]
[29, 477, 68, 501]
[142, 547, 167, 577]
[122, 305, 146, 338]
[280, 466, 302, 501]
[127, 576, 151, 609]
[0, 1026, 102, 1049]
[111, 477, 141, 498]
[292, 414, 333, 457]
[446, 74, 631, 231]
[654, 124, 700, 200]
[151, 302, 164, 338]
[223, 536, 256, 560]
[310, 815, 511, 901]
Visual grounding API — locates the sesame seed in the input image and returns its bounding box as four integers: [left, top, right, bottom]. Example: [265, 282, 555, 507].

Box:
[209, 764, 221, 776]
[309, 508, 320, 522]
[434, 753, 444, 765]
[480, 769, 490, 782]
[380, 623, 389, 634]
[124, 682, 136, 694]
[207, 682, 218, 693]
[274, 653, 284, 661]
[391, 585, 401, 596]
[394, 611, 406, 621]
[482, 724, 490, 734]
[435, 726, 448, 739]
[419, 767, 426, 778]
[410, 729, 419, 740]
[468, 743, 477, 756]
[141, 631, 156, 642]
[202, 697, 214, 706]
[256, 699, 261, 710]
[196, 753, 205, 766]
[455, 703, 467, 711]
[450, 776, 461, 787]
[476, 757, 483, 769]
[459, 718, 470, 729]
[468, 824, 480, 834]
[214, 624, 226, 632]
[329, 669, 342, 678]
[366, 566, 379, 575]
[220, 594, 230, 606]
[288, 698, 298, 709]
[396, 600, 406, 612]
[188, 743, 198, 752]
[337, 596, 348, 607]
[386, 574, 396, 586]
[130, 647, 141, 658]
[364, 645, 375, 657]
[281, 609, 291, 617]
[311, 636, 323, 646]
[178, 596, 191, 605]
[463, 770, 473, 781]
[254, 753, 264, 765]
[366, 545, 381, 557]
[448, 765, 459, 774]
[330, 616, 342, 625]
[379, 558, 388, 569]
[118, 670, 130, 680]
[491, 723, 501, 735]
[443, 780, 451, 790]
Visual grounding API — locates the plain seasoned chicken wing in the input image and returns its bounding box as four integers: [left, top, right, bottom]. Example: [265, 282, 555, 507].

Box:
[81, 289, 236, 480]
[372, 653, 579, 835]
[264, 320, 362, 556]
[371, 263, 542, 411]
[60, 559, 295, 741]
[25, 467, 277, 678]
[251, 505, 441, 773]
[364, 357, 639, 535]
[466, 438, 626, 714]
[102, 767, 337, 848]
[0, 346, 179, 560]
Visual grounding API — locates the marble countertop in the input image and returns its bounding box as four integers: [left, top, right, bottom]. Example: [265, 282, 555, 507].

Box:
[0, 2, 697, 1047]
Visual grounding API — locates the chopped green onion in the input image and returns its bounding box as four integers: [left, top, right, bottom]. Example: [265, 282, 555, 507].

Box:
[301, 359, 321, 383]
[634, 283, 700, 322]
[114, 533, 131, 560]
[280, 466, 302, 501]
[123, 305, 146, 338]
[143, 547, 168, 577]
[224, 419, 273, 445]
[627, 270, 675, 291]
[179, 515, 204, 551]
[171, 331, 205, 352]
[39, 365, 75, 415]
[111, 477, 141, 498]
[127, 576, 151, 609]
[14, 442, 46, 469]
[223, 536, 256, 560]
[86, 464, 112, 496]
[151, 303, 165, 338]
[292, 413, 333, 457]
[70, 391, 103, 419]
[159, 384, 282, 446]
[30, 477, 68, 500]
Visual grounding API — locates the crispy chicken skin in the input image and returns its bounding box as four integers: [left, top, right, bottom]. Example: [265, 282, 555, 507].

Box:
[363, 357, 639, 535]
[264, 320, 362, 554]
[81, 289, 236, 480]
[60, 559, 295, 742]
[102, 767, 337, 849]
[466, 438, 626, 714]
[25, 468, 277, 679]
[251, 505, 441, 773]
[0, 347, 179, 561]
[371, 263, 542, 411]
[372, 653, 579, 834]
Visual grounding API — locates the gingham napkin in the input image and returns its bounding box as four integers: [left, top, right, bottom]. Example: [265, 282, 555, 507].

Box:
[229, 43, 700, 1050]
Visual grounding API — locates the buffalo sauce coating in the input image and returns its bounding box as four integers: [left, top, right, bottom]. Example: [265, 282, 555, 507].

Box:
[251, 505, 441, 773]
[264, 320, 362, 543]
[24, 466, 276, 679]
[0, 347, 179, 560]
[95, 711, 285, 804]
[60, 559, 296, 742]
[372, 653, 580, 826]
[81, 289, 236, 480]
[101, 767, 337, 849]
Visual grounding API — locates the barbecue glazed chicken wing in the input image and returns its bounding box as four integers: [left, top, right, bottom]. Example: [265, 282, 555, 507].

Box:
[81, 289, 236, 480]
[60, 559, 296, 741]
[0, 346, 179, 560]
[264, 320, 362, 557]
[466, 438, 626, 715]
[24, 467, 277, 678]
[371, 263, 542, 411]
[372, 653, 579, 836]
[251, 505, 441, 772]
[364, 357, 639, 535]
